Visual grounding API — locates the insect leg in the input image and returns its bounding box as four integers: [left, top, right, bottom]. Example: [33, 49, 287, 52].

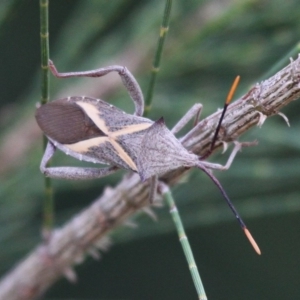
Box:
[171, 103, 203, 134]
[49, 60, 144, 116]
[40, 142, 119, 180]
[148, 175, 158, 203]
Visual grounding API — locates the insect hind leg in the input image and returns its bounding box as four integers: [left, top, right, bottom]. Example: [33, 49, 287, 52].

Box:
[49, 60, 144, 116]
[40, 142, 119, 180]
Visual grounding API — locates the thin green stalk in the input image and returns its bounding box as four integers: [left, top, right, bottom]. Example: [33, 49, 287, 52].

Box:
[259, 42, 300, 81]
[144, 0, 172, 116]
[163, 188, 207, 300]
[146, 2, 206, 297]
[40, 0, 54, 232]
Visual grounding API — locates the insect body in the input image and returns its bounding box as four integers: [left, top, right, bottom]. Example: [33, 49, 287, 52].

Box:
[35, 60, 260, 254]
[36, 97, 152, 172]
[36, 95, 200, 181]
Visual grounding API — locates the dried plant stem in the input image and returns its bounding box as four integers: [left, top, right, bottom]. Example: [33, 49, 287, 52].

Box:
[0, 56, 300, 299]
[163, 186, 207, 300]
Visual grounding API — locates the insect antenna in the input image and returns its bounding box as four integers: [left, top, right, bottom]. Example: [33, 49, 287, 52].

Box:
[197, 162, 261, 255]
[197, 76, 260, 253]
[201, 76, 240, 160]
[211, 75, 240, 151]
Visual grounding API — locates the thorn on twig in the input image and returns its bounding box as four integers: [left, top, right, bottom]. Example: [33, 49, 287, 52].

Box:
[88, 247, 101, 260]
[277, 112, 290, 127]
[221, 141, 228, 154]
[142, 207, 158, 221]
[63, 267, 77, 283]
[73, 253, 85, 265]
[124, 220, 138, 228]
[257, 111, 267, 127]
[94, 236, 112, 252]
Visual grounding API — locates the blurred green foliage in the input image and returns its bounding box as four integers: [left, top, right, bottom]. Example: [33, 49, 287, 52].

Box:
[0, 0, 300, 299]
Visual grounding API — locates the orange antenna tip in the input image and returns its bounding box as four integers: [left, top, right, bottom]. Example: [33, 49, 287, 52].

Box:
[226, 75, 240, 105]
[244, 228, 261, 255]
[208, 75, 241, 153]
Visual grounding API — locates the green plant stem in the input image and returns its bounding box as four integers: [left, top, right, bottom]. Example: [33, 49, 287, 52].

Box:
[259, 42, 300, 81]
[40, 0, 54, 231]
[163, 188, 207, 300]
[144, 0, 172, 116]
[147, 2, 207, 297]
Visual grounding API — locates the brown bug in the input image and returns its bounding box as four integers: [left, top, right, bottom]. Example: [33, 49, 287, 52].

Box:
[35, 60, 260, 254]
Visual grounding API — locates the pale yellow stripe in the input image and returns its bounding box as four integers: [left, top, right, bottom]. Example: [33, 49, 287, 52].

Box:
[76, 101, 109, 134]
[69, 100, 143, 171]
[109, 138, 137, 171]
[66, 136, 137, 171]
[65, 137, 109, 153]
[111, 123, 152, 137]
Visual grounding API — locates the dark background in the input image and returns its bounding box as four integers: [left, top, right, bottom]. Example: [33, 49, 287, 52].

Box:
[1, 1, 300, 299]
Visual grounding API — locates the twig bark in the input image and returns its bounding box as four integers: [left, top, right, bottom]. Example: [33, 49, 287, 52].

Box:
[1, 55, 300, 300]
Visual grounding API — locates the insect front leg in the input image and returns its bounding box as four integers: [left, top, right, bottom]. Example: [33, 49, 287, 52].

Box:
[49, 60, 144, 116]
[40, 142, 119, 180]
[148, 175, 158, 203]
[171, 103, 202, 134]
